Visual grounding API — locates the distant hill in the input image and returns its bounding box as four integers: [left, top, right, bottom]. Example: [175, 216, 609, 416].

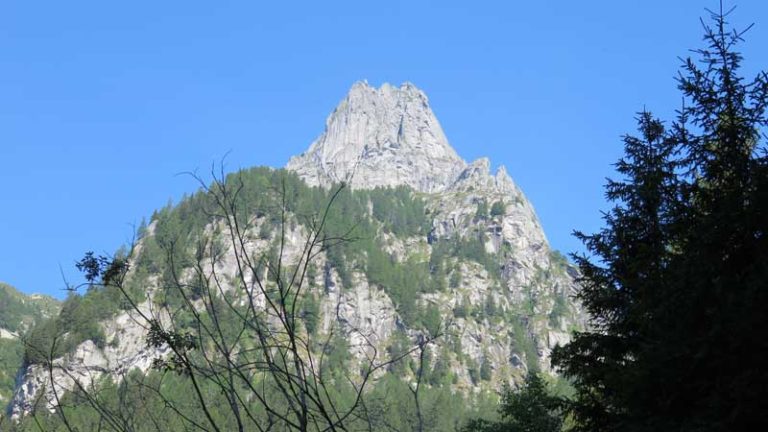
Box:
[0, 283, 59, 334]
[0, 283, 59, 410]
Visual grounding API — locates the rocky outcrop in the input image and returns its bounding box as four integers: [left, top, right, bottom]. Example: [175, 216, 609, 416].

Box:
[9, 302, 171, 420]
[287, 81, 467, 193]
[286, 82, 552, 293]
[287, 82, 583, 377]
[0, 328, 17, 340]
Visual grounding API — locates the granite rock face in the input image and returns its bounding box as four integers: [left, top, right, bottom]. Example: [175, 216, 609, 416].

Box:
[288, 81, 558, 307]
[8, 303, 171, 420]
[288, 82, 583, 379]
[287, 81, 467, 193]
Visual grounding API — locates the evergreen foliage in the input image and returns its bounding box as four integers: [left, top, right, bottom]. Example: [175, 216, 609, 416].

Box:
[13, 166, 521, 431]
[24, 287, 120, 364]
[0, 283, 58, 334]
[490, 201, 506, 217]
[463, 373, 564, 432]
[0, 338, 23, 409]
[7, 368, 500, 432]
[475, 199, 490, 220]
[0, 284, 59, 412]
[552, 7, 768, 431]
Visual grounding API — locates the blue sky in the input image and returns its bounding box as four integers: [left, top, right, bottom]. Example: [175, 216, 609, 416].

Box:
[1, 1, 766, 298]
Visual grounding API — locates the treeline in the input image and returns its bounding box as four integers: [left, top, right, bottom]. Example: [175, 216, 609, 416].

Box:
[9, 369, 501, 432]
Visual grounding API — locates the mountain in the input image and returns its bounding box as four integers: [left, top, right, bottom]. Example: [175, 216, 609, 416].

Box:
[0, 283, 59, 410]
[287, 81, 466, 193]
[7, 82, 583, 430]
[289, 81, 569, 329]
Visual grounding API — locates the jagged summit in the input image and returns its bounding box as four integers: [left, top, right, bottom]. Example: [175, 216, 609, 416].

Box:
[7, 82, 583, 423]
[287, 81, 468, 193]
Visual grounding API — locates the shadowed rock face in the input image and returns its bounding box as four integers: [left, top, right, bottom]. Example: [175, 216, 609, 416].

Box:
[287, 81, 467, 193]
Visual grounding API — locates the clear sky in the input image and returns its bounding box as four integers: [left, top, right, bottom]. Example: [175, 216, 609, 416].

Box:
[1, 1, 766, 298]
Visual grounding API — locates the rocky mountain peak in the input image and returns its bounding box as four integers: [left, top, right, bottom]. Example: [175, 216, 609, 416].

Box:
[287, 81, 467, 192]
[6, 83, 584, 423]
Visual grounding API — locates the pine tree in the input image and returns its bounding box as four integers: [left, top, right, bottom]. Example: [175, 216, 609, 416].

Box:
[462, 374, 563, 432]
[552, 5, 768, 431]
[649, 5, 768, 428]
[552, 111, 677, 431]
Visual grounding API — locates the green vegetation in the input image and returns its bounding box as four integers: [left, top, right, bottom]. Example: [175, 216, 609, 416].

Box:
[552, 9, 768, 431]
[489, 201, 506, 217]
[7, 166, 556, 431]
[21, 169, 441, 361]
[13, 166, 533, 431]
[464, 374, 564, 432]
[8, 371, 500, 432]
[548, 250, 569, 271]
[547, 292, 568, 327]
[0, 283, 58, 334]
[0, 283, 59, 410]
[475, 199, 489, 220]
[509, 318, 539, 373]
[480, 355, 493, 381]
[0, 338, 23, 408]
[431, 231, 500, 281]
[23, 286, 121, 364]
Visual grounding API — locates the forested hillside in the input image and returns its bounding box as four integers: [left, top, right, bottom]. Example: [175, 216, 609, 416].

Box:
[7, 163, 580, 431]
[0, 283, 58, 411]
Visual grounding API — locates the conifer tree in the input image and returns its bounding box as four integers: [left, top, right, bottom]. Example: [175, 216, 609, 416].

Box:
[553, 4, 768, 430]
[463, 374, 563, 432]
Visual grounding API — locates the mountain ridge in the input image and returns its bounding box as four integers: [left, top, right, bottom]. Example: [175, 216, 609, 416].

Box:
[287, 81, 544, 247]
[6, 82, 583, 429]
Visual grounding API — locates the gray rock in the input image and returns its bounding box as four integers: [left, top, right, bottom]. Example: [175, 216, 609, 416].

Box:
[287, 81, 466, 192]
